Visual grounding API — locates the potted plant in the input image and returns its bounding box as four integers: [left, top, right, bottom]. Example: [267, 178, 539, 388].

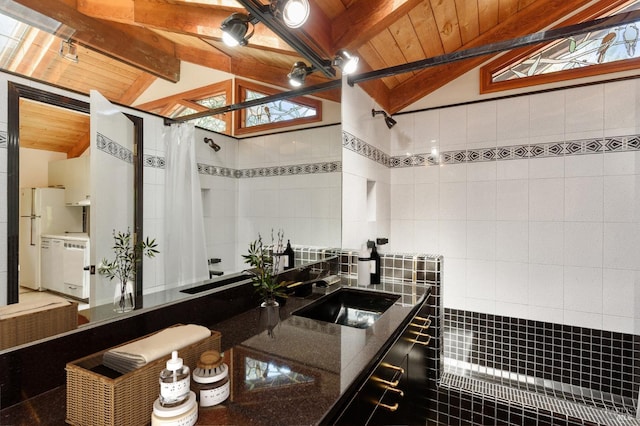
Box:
[98, 228, 159, 312]
[242, 231, 287, 307]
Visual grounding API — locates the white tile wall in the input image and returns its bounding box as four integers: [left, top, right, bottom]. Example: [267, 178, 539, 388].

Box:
[238, 125, 342, 260]
[366, 78, 640, 334]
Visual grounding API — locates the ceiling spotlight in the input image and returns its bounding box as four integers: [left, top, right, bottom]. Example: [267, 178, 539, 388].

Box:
[272, 0, 310, 29]
[287, 61, 313, 87]
[59, 39, 78, 63]
[333, 49, 359, 74]
[372, 109, 397, 129]
[220, 12, 255, 47]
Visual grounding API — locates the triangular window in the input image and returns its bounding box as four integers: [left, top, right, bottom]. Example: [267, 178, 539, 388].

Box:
[481, 0, 640, 93]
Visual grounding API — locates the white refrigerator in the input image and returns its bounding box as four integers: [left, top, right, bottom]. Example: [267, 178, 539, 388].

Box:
[19, 187, 83, 290]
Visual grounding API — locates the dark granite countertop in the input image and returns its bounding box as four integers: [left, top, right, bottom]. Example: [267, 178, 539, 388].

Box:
[0, 281, 428, 425]
[197, 283, 427, 425]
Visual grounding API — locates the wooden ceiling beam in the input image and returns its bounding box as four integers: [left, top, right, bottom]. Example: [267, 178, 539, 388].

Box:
[67, 132, 90, 158]
[78, 0, 294, 52]
[175, 44, 232, 72]
[13, 0, 181, 82]
[384, 0, 593, 113]
[331, 0, 424, 51]
[118, 73, 157, 105]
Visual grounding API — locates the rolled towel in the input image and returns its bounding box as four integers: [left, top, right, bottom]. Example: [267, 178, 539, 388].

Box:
[103, 324, 210, 374]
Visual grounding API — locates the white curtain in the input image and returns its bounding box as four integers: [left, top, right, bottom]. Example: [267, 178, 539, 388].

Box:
[164, 123, 208, 286]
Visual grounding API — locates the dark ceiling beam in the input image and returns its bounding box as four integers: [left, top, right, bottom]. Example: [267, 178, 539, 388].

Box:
[349, 9, 640, 86]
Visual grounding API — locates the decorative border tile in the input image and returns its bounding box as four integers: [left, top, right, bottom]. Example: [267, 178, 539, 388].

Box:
[237, 161, 341, 178]
[0, 130, 6, 147]
[96, 132, 133, 163]
[388, 135, 640, 168]
[342, 131, 390, 167]
[197, 163, 237, 178]
[144, 154, 165, 169]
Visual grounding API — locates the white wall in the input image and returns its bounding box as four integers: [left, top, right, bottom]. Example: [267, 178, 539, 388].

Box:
[19, 147, 66, 188]
[373, 79, 640, 334]
[341, 83, 391, 251]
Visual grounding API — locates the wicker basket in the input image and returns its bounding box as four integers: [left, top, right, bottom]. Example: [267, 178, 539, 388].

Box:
[66, 326, 221, 426]
[0, 301, 78, 350]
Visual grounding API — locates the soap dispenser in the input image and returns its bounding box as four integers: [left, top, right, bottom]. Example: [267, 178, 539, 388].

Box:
[369, 240, 380, 285]
[283, 240, 295, 270]
[357, 243, 371, 287]
[159, 350, 191, 407]
[152, 350, 198, 425]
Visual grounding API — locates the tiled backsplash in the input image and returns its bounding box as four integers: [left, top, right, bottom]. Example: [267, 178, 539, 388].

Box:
[338, 249, 442, 304]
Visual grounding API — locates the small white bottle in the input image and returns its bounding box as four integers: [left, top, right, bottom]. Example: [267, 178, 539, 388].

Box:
[159, 351, 191, 408]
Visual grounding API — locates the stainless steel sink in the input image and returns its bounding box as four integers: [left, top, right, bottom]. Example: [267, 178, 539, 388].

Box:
[292, 288, 400, 329]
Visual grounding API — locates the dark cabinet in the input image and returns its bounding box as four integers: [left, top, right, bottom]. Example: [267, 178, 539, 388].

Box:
[333, 300, 433, 425]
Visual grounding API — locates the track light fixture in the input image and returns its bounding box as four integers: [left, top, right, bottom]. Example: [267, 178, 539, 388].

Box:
[372, 109, 397, 129]
[59, 39, 78, 63]
[220, 12, 256, 46]
[287, 61, 314, 87]
[333, 49, 359, 74]
[271, 0, 310, 29]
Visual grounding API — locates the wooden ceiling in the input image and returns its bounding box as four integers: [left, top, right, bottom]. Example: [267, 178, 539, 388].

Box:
[2, 0, 628, 130]
[19, 99, 90, 158]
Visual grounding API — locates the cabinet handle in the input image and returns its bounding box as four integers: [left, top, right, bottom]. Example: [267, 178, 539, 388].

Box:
[379, 362, 404, 374]
[371, 376, 400, 387]
[411, 317, 431, 329]
[408, 335, 431, 346]
[376, 402, 399, 412]
[384, 386, 404, 397]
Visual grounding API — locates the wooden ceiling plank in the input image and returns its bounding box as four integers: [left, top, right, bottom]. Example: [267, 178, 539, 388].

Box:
[478, 0, 500, 34]
[369, 29, 414, 84]
[499, 0, 522, 23]
[454, 0, 480, 45]
[331, 0, 424, 51]
[429, 0, 463, 53]
[388, 15, 426, 63]
[12, 0, 181, 82]
[385, 0, 594, 113]
[408, 1, 445, 59]
[357, 41, 401, 88]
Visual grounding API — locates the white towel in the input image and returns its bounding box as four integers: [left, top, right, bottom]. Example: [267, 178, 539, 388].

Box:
[103, 324, 210, 374]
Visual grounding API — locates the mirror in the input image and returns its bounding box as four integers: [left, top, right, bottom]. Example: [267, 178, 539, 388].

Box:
[6, 82, 143, 312]
[2, 78, 342, 351]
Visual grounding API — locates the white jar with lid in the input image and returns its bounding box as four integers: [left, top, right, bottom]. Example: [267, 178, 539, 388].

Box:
[192, 350, 230, 408]
[151, 391, 198, 426]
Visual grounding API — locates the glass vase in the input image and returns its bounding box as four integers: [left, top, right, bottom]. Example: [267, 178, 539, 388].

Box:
[113, 280, 135, 313]
[259, 298, 280, 338]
